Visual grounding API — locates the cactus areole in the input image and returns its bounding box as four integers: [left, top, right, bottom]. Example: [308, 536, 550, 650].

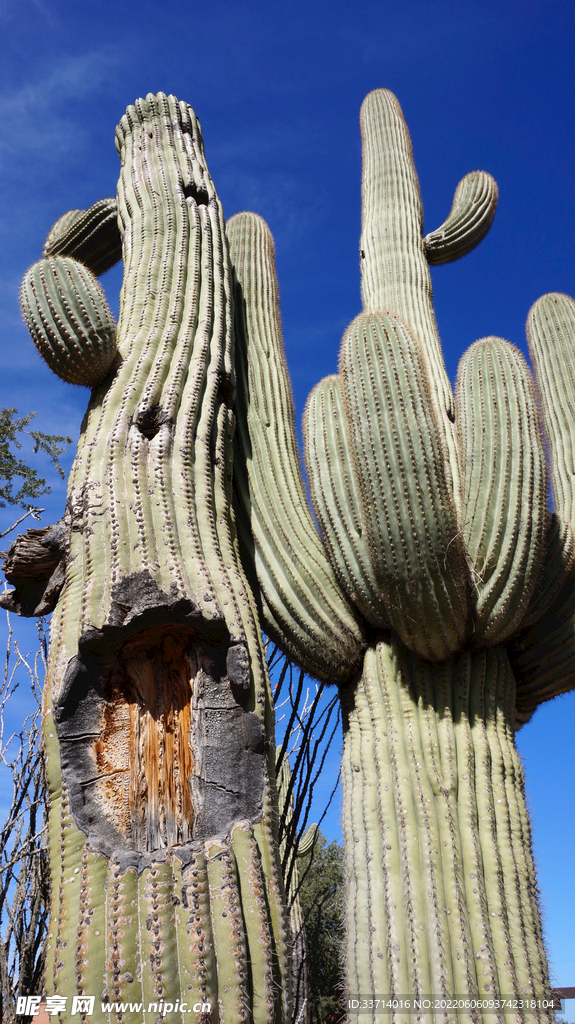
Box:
[4, 88, 574, 1022]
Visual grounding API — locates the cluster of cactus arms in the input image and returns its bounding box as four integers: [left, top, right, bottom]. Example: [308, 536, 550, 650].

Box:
[3, 85, 575, 1023]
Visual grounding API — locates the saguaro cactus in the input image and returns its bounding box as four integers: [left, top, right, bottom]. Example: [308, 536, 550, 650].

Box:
[6, 86, 575, 1024]
[5, 94, 291, 1023]
[228, 90, 574, 1022]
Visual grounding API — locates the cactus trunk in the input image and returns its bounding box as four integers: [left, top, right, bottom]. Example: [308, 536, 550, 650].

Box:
[39, 94, 290, 1023]
[341, 641, 553, 1024]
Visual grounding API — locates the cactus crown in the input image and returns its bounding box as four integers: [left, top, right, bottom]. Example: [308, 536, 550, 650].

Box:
[229, 88, 575, 729]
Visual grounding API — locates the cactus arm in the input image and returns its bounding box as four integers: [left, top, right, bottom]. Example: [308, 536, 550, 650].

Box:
[359, 89, 461, 505]
[43, 197, 122, 277]
[20, 256, 118, 386]
[455, 337, 547, 644]
[526, 292, 575, 525]
[303, 375, 387, 628]
[338, 310, 470, 661]
[226, 210, 366, 683]
[424, 171, 498, 265]
[519, 513, 575, 632]
[510, 519, 575, 725]
[295, 824, 317, 859]
[502, 292, 575, 723]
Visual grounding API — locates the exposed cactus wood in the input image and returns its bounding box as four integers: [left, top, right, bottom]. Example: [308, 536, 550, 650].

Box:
[424, 171, 498, 265]
[21, 256, 118, 386]
[527, 291, 575, 526]
[55, 622, 266, 864]
[44, 197, 122, 277]
[359, 88, 461, 505]
[227, 210, 366, 683]
[0, 519, 68, 615]
[339, 310, 470, 661]
[340, 640, 554, 1023]
[455, 337, 547, 645]
[304, 374, 386, 628]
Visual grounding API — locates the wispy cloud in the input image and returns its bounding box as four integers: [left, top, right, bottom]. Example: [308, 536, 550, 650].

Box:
[0, 46, 122, 168]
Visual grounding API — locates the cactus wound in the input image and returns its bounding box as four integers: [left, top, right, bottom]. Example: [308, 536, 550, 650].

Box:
[55, 575, 264, 868]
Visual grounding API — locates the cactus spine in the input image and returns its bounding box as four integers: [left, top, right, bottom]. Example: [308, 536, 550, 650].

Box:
[10, 86, 575, 1024]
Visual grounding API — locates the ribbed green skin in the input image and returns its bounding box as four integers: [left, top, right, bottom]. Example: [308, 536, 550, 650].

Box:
[455, 337, 547, 644]
[39, 94, 289, 1022]
[339, 310, 470, 661]
[304, 375, 386, 628]
[44, 197, 122, 277]
[45, 209, 83, 250]
[341, 640, 553, 1024]
[20, 256, 117, 385]
[424, 171, 498, 265]
[510, 513, 575, 725]
[359, 89, 462, 504]
[174, 852, 218, 1015]
[226, 210, 365, 682]
[520, 512, 575, 631]
[527, 292, 575, 524]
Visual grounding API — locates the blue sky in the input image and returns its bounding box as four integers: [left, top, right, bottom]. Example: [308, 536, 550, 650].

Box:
[1, 0, 575, 998]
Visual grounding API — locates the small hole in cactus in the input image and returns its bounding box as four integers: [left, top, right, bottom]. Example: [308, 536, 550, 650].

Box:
[134, 405, 172, 440]
[447, 408, 455, 423]
[183, 182, 209, 206]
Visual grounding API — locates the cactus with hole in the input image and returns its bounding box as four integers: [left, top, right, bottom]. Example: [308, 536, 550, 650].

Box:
[5, 85, 575, 1023]
[6, 94, 291, 1024]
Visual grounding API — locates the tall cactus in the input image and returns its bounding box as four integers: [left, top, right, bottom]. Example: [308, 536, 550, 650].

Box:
[4, 93, 291, 1023]
[5, 86, 574, 1024]
[228, 90, 573, 1023]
